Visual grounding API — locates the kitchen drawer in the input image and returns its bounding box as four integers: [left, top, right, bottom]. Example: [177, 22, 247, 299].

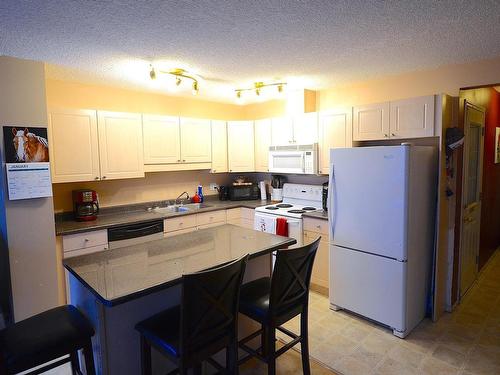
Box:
[163, 227, 197, 237]
[64, 244, 108, 259]
[62, 229, 108, 252]
[241, 208, 255, 220]
[196, 210, 226, 226]
[198, 222, 225, 230]
[164, 215, 197, 233]
[226, 208, 241, 221]
[303, 218, 329, 235]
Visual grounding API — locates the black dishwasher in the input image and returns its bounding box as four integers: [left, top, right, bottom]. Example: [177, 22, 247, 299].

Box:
[108, 220, 164, 249]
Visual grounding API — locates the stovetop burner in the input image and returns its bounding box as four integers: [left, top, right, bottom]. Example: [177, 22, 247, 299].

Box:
[302, 207, 316, 211]
[288, 209, 306, 214]
[276, 204, 293, 208]
[265, 206, 279, 210]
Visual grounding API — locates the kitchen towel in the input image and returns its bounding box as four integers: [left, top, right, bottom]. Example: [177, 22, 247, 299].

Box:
[276, 217, 288, 237]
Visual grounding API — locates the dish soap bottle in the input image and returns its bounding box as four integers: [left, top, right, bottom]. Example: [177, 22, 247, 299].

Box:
[197, 185, 204, 203]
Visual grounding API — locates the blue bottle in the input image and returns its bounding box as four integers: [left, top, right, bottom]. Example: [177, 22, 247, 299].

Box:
[197, 185, 204, 203]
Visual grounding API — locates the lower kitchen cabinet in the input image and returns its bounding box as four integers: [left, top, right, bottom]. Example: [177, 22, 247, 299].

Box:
[225, 207, 255, 229]
[303, 217, 329, 294]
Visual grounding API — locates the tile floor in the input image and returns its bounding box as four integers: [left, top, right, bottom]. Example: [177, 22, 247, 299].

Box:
[31, 249, 500, 374]
[278, 249, 500, 375]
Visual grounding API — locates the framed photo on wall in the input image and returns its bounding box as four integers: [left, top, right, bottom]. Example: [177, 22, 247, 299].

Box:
[496, 127, 500, 164]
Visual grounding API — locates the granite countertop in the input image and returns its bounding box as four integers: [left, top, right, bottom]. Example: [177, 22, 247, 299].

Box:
[64, 224, 296, 306]
[55, 198, 271, 235]
[303, 211, 328, 221]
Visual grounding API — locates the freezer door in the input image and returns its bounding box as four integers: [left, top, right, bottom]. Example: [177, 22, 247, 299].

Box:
[329, 245, 406, 331]
[329, 146, 409, 260]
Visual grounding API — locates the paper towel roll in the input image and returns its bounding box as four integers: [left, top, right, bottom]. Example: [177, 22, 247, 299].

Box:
[259, 181, 267, 200]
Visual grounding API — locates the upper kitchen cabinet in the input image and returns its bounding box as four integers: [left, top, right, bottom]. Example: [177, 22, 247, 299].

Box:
[210, 120, 228, 173]
[48, 108, 100, 183]
[389, 95, 435, 138]
[179, 118, 212, 163]
[293, 112, 318, 145]
[142, 115, 181, 164]
[254, 119, 272, 172]
[97, 111, 144, 180]
[318, 108, 353, 175]
[270, 113, 318, 145]
[271, 117, 294, 145]
[227, 121, 255, 172]
[353, 102, 390, 141]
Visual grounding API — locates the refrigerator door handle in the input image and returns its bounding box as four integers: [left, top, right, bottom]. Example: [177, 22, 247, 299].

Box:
[328, 163, 336, 238]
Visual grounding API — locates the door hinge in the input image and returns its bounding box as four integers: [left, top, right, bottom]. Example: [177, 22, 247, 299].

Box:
[476, 255, 479, 265]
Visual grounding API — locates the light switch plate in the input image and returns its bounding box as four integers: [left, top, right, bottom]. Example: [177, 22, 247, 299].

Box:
[209, 183, 219, 191]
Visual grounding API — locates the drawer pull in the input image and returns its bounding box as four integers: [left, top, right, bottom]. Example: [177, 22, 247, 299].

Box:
[316, 225, 321, 229]
[84, 238, 89, 242]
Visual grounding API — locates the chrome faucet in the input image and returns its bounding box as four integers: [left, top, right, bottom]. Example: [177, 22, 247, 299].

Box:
[175, 191, 190, 205]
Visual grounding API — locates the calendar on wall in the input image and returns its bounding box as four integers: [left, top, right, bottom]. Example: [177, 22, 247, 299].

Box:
[3, 126, 52, 200]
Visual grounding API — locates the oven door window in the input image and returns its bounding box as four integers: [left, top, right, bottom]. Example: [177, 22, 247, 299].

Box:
[269, 152, 304, 173]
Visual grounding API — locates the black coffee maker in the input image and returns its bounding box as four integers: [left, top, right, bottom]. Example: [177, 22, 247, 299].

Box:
[217, 186, 229, 201]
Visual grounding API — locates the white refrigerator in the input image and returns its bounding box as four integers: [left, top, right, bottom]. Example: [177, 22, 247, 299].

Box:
[328, 145, 437, 338]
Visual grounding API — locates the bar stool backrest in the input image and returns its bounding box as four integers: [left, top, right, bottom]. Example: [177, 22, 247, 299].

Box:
[180, 254, 249, 360]
[269, 238, 320, 317]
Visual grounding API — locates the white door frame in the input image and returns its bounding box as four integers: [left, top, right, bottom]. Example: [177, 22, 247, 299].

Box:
[458, 100, 485, 299]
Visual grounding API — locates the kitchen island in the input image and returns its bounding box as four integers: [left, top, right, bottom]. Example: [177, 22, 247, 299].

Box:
[64, 224, 296, 374]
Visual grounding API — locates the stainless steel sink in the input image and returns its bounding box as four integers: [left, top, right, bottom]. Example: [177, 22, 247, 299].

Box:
[148, 203, 211, 214]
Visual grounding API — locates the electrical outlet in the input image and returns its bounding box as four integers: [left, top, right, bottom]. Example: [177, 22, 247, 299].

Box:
[209, 183, 219, 191]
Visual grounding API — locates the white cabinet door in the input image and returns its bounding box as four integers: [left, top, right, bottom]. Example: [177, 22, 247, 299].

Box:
[353, 102, 390, 141]
[210, 120, 228, 173]
[318, 108, 352, 175]
[180, 118, 212, 163]
[48, 108, 100, 183]
[271, 117, 294, 145]
[293, 112, 318, 145]
[97, 111, 144, 180]
[254, 119, 271, 172]
[142, 115, 180, 164]
[390, 95, 435, 138]
[227, 121, 255, 172]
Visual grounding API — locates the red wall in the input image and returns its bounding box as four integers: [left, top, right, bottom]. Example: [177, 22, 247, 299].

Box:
[479, 87, 500, 269]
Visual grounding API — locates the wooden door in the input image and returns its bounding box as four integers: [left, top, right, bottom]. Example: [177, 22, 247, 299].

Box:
[180, 118, 212, 163]
[353, 102, 390, 141]
[97, 111, 144, 180]
[390, 96, 435, 138]
[293, 112, 318, 145]
[227, 121, 255, 172]
[142, 115, 180, 164]
[210, 120, 228, 173]
[318, 108, 353, 174]
[254, 119, 272, 172]
[460, 101, 485, 297]
[271, 117, 294, 145]
[48, 108, 100, 183]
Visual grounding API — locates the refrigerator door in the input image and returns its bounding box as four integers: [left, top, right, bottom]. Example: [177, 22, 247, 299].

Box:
[329, 146, 409, 260]
[330, 245, 406, 332]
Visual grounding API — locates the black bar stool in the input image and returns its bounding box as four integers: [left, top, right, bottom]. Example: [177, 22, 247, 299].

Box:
[238, 238, 320, 375]
[136, 254, 249, 375]
[0, 305, 95, 375]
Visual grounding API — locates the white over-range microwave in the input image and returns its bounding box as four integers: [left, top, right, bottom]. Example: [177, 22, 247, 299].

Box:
[268, 143, 318, 174]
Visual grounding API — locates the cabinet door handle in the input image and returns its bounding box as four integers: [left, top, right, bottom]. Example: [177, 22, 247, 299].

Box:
[212, 169, 216, 173]
[95, 176, 99, 180]
[102, 176, 107, 179]
[177, 159, 181, 162]
[384, 134, 389, 138]
[391, 133, 396, 137]
[182, 159, 186, 162]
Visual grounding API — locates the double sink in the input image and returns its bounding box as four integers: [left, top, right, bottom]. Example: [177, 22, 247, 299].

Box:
[147, 203, 212, 214]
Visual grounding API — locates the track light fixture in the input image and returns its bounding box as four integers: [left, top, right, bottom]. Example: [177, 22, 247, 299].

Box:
[235, 81, 287, 101]
[149, 65, 200, 96]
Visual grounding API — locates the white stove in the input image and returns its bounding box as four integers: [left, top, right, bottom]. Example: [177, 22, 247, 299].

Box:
[254, 183, 323, 246]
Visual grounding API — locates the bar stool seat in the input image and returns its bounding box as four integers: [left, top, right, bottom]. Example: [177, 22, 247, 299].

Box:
[0, 305, 95, 375]
[135, 306, 181, 358]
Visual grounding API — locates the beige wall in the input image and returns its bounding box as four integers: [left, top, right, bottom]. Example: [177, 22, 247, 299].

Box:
[52, 170, 232, 213]
[0, 56, 59, 320]
[46, 79, 247, 120]
[318, 56, 500, 109]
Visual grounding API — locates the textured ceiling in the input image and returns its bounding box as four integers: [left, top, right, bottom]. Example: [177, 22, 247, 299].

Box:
[1, 0, 500, 103]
